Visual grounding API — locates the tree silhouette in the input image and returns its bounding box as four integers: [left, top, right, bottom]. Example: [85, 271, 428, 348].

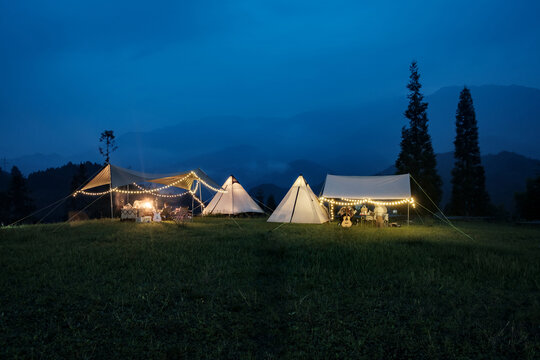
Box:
[396, 61, 442, 212]
[515, 176, 540, 220]
[448, 87, 491, 215]
[0, 167, 9, 224]
[7, 166, 34, 223]
[99, 130, 118, 164]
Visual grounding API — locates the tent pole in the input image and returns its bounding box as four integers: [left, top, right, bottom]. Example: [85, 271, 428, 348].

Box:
[109, 183, 113, 219]
[199, 180, 202, 216]
[407, 202, 410, 226]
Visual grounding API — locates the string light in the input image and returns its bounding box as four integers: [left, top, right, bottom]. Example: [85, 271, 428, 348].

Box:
[319, 196, 415, 207]
[74, 171, 226, 197]
[189, 188, 205, 209]
[191, 172, 226, 193]
[130, 182, 198, 198]
[75, 188, 115, 196]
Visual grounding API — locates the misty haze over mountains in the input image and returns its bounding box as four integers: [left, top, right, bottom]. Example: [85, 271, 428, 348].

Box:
[6, 85, 540, 188]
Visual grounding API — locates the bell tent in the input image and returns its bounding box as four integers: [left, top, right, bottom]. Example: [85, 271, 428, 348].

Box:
[267, 175, 329, 224]
[203, 175, 264, 215]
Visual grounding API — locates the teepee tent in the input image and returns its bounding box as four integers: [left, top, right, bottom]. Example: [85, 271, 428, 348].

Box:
[268, 175, 329, 224]
[203, 175, 264, 215]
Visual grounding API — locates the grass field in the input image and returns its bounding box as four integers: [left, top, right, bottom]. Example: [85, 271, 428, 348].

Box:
[0, 219, 539, 359]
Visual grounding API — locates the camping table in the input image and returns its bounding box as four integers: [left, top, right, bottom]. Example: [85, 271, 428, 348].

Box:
[360, 215, 376, 226]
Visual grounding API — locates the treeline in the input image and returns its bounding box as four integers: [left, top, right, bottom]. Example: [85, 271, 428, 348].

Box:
[0, 162, 106, 225]
[395, 61, 539, 218]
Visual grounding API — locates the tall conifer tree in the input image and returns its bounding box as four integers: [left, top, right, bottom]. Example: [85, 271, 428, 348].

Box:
[7, 166, 34, 223]
[448, 87, 491, 215]
[396, 61, 442, 212]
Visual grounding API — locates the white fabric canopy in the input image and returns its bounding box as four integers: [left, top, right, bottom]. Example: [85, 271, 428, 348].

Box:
[81, 164, 219, 191]
[322, 174, 411, 200]
[203, 176, 263, 215]
[268, 175, 329, 224]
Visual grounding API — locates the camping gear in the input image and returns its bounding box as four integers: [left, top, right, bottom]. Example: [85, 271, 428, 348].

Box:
[320, 174, 413, 224]
[268, 175, 329, 224]
[172, 207, 192, 223]
[75, 164, 221, 219]
[203, 175, 263, 215]
[120, 205, 137, 221]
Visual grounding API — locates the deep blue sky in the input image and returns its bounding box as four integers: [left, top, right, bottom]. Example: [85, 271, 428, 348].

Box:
[1, 0, 540, 158]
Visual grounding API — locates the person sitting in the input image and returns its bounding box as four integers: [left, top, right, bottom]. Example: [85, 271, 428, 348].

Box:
[374, 205, 387, 228]
[161, 203, 171, 220]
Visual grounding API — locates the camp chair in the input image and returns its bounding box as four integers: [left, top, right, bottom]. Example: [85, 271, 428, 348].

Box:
[172, 207, 192, 224]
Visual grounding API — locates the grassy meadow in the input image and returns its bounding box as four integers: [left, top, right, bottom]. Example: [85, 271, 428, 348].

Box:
[0, 218, 539, 359]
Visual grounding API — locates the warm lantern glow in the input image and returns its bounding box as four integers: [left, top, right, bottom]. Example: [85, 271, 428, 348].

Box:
[143, 201, 153, 209]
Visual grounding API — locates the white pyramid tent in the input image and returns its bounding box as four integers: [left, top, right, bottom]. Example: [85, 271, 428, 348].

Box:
[203, 175, 264, 215]
[267, 175, 329, 224]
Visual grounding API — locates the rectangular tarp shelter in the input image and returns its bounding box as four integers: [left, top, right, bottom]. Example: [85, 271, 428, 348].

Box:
[81, 164, 220, 191]
[321, 174, 411, 200]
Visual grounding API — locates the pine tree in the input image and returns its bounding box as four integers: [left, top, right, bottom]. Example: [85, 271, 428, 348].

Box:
[396, 61, 442, 213]
[448, 87, 491, 216]
[7, 166, 34, 223]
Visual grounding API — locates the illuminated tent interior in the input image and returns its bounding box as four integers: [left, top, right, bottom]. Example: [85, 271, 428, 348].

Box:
[268, 175, 329, 224]
[203, 175, 264, 215]
[319, 174, 414, 220]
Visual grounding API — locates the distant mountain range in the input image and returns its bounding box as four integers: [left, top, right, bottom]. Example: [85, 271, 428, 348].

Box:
[4, 84, 540, 214]
[7, 84, 540, 180]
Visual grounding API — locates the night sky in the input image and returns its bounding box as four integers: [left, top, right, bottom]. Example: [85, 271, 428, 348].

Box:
[1, 0, 540, 159]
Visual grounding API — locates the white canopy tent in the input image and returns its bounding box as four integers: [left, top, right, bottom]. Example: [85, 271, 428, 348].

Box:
[80, 164, 219, 192]
[320, 174, 413, 222]
[268, 175, 329, 224]
[321, 174, 411, 199]
[203, 175, 264, 215]
[75, 164, 222, 218]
